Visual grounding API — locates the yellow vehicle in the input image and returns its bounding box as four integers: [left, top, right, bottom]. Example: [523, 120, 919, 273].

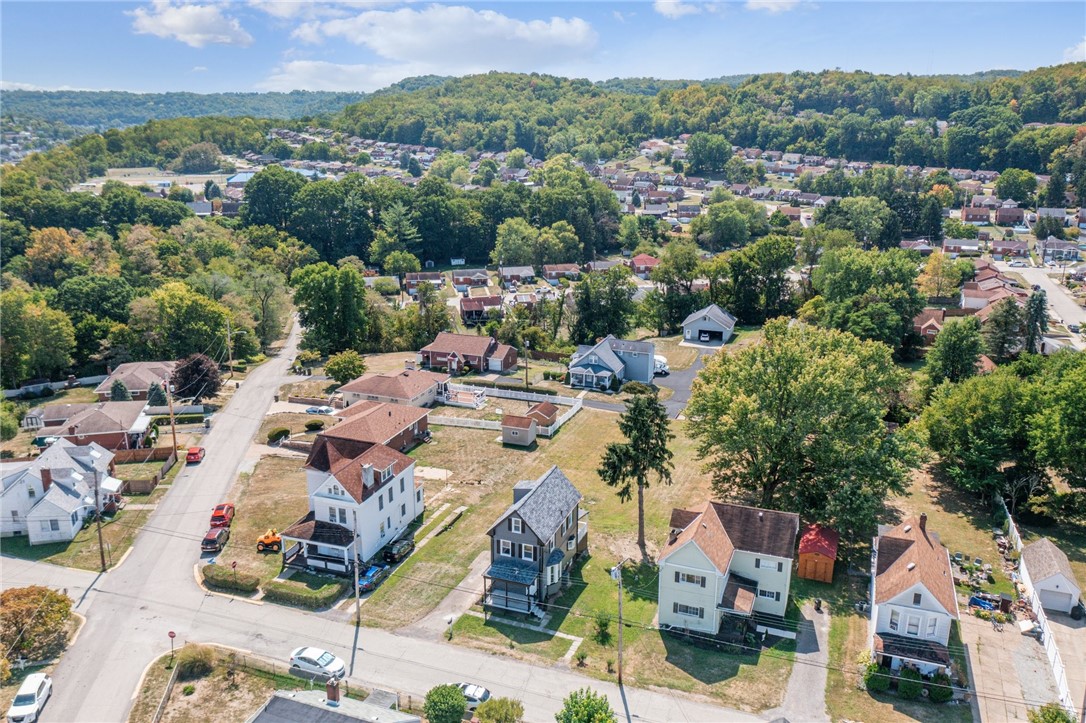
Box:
[256, 528, 281, 552]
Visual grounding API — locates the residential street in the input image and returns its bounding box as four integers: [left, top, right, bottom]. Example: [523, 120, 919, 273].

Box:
[994, 261, 1086, 350]
[22, 319, 761, 723]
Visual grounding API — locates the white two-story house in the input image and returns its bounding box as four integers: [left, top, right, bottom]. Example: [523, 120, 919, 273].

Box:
[657, 501, 800, 635]
[869, 514, 960, 676]
[280, 437, 424, 576]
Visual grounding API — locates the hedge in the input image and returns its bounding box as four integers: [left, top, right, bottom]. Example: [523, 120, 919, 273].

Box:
[864, 663, 891, 692]
[267, 427, 290, 443]
[928, 672, 954, 703]
[262, 578, 347, 610]
[304, 420, 325, 431]
[201, 564, 260, 594]
[897, 667, 923, 700]
[150, 414, 205, 428]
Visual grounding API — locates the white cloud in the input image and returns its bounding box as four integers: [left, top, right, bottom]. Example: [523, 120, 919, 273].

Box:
[1, 80, 102, 91]
[1064, 37, 1086, 63]
[248, 1, 403, 21]
[744, 0, 802, 13]
[291, 21, 324, 44]
[129, 0, 253, 48]
[653, 1, 701, 19]
[258, 60, 423, 92]
[191, 65, 208, 72]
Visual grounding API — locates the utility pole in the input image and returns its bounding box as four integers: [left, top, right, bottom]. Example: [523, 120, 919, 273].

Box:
[611, 558, 630, 686]
[523, 339, 530, 389]
[165, 379, 179, 452]
[225, 317, 234, 379]
[352, 509, 361, 626]
[93, 469, 106, 572]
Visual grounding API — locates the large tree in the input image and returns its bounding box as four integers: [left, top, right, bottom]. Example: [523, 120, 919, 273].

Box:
[291, 263, 370, 354]
[994, 168, 1037, 204]
[171, 353, 222, 402]
[555, 687, 615, 723]
[0, 287, 76, 388]
[423, 685, 466, 723]
[983, 298, 1024, 363]
[324, 350, 367, 385]
[1028, 351, 1086, 489]
[127, 282, 230, 360]
[687, 319, 918, 540]
[597, 393, 674, 556]
[1023, 290, 1048, 354]
[569, 267, 636, 345]
[924, 316, 983, 390]
[243, 165, 308, 230]
[0, 586, 72, 662]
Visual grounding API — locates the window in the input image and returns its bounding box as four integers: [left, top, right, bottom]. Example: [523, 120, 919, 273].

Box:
[382, 465, 394, 482]
[510, 431, 518, 437]
[678, 572, 706, 587]
[388, 488, 393, 503]
[400, 479, 405, 494]
[565, 512, 573, 531]
[522, 544, 535, 561]
[416, 490, 422, 502]
[379, 521, 385, 538]
[926, 618, 937, 637]
[49, 519, 59, 532]
[510, 518, 522, 534]
[387, 516, 391, 530]
[500, 540, 512, 557]
[889, 610, 900, 632]
[906, 616, 920, 636]
[754, 558, 760, 569]
[379, 496, 384, 511]
[10, 511, 17, 520]
[400, 503, 406, 517]
[71, 512, 78, 524]
[777, 561, 784, 572]
[328, 507, 337, 523]
[27, 486, 35, 499]
[39, 521, 50, 532]
[673, 603, 704, 619]
[566, 538, 575, 551]
[912, 592, 922, 606]
[338, 509, 347, 525]
[758, 589, 776, 599]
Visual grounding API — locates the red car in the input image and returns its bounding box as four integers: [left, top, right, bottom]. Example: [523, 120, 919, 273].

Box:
[210, 503, 235, 528]
[186, 447, 206, 463]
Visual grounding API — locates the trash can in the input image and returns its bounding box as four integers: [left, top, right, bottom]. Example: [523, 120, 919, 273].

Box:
[999, 593, 1012, 613]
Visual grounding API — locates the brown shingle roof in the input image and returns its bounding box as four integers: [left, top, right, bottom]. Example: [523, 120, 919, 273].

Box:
[502, 414, 534, 430]
[526, 401, 559, 424]
[338, 369, 448, 400]
[40, 401, 146, 436]
[874, 516, 958, 617]
[280, 511, 354, 547]
[490, 344, 516, 361]
[94, 361, 176, 395]
[660, 501, 800, 573]
[329, 443, 414, 503]
[327, 401, 428, 445]
[420, 332, 495, 358]
[1021, 538, 1079, 587]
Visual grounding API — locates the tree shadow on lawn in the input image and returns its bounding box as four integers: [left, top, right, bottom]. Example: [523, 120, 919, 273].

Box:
[659, 626, 781, 686]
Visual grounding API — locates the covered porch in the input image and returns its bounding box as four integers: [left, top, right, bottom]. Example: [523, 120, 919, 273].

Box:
[483, 558, 541, 615]
[569, 365, 613, 390]
[715, 574, 758, 641]
[280, 511, 357, 577]
[873, 632, 952, 676]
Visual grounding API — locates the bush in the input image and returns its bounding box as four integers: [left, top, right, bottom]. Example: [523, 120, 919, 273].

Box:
[864, 663, 891, 692]
[182, 684, 196, 696]
[928, 672, 954, 703]
[150, 414, 205, 429]
[424, 684, 467, 723]
[325, 350, 367, 385]
[304, 420, 325, 431]
[176, 645, 215, 680]
[476, 696, 525, 723]
[897, 668, 923, 700]
[262, 578, 347, 610]
[621, 381, 654, 395]
[201, 565, 260, 594]
[267, 427, 290, 443]
[373, 278, 400, 295]
[594, 610, 611, 644]
[296, 349, 322, 366]
[575, 650, 587, 667]
[1029, 702, 1075, 723]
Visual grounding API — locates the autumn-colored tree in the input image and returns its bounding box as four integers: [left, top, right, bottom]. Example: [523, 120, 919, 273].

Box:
[25, 227, 83, 285]
[0, 586, 72, 662]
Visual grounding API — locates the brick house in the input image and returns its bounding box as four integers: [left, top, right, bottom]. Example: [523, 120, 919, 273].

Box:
[418, 333, 517, 374]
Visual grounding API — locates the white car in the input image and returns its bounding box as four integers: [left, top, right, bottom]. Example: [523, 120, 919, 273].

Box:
[289, 647, 346, 679]
[457, 682, 492, 711]
[6, 673, 52, 723]
[1009, 260, 1027, 267]
[305, 405, 334, 415]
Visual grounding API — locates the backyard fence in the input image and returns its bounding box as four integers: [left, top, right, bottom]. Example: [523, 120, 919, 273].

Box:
[434, 386, 583, 437]
[538, 398, 583, 437]
[453, 383, 579, 406]
[114, 447, 176, 463]
[2, 374, 108, 399]
[429, 416, 501, 431]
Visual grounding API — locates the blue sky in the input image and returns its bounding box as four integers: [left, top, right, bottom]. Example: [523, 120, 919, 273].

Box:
[2, 1, 1084, 93]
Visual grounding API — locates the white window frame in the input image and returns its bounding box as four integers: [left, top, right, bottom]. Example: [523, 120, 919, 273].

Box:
[338, 508, 347, 525]
[500, 540, 512, 557]
[522, 544, 534, 561]
[906, 615, 920, 637]
[889, 609, 900, 631]
[758, 589, 776, 599]
[511, 518, 522, 534]
[27, 486, 36, 499]
[675, 603, 702, 618]
[328, 507, 337, 523]
[679, 572, 705, 586]
[566, 538, 574, 551]
[926, 618, 937, 637]
[50, 519, 59, 532]
[912, 592, 922, 605]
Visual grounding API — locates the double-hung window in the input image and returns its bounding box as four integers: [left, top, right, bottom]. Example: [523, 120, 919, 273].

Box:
[522, 544, 534, 561]
[673, 603, 704, 619]
[889, 609, 900, 632]
[500, 540, 512, 557]
[510, 518, 522, 534]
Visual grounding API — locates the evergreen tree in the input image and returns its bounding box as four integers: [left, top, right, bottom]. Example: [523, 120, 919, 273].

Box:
[109, 379, 132, 401]
[146, 382, 167, 407]
[1024, 290, 1048, 354]
[917, 195, 945, 241]
[1043, 171, 1066, 209]
[983, 298, 1024, 363]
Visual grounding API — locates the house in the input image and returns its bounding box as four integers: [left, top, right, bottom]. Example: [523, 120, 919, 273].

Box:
[960, 278, 1025, 310]
[942, 239, 980, 257]
[451, 268, 490, 292]
[990, 239, 1029, 257]
[628, 254, 660, 279]
[899, 239, 935, 255]
[568, 336, 655, 390]
[995, 207, 1025, 226]
[1, 440, 120, 545]
[37, 401, 152, 450]
[1020, 538, 1081, 614]
[798, 524, 839, 583]
[1037, 208, 1071, 226]
[641, 204, 669, 217]
[658, 501, 800, 634]
[329, 401, 430, 452]
[501, 415, 537, 447]
[682, 304, 737, 345]
[246, 689, 420, 723]
[870, 514, 959, 676]
[960, 207, 990, 225]
[584, 260, 622, 273]
[94, 361, 177, 401]
[525, 401, 559, 428]
[777, 206, 803, 222]
[543, 264, 580, 284]
[281, 439, 422, 575]
[459, 295, 503, 325]
[970, 195, 1001, 209]
[499, 266, 535, 284]
[1037, 236, 1081, 262]
[403, 272, 443, 296]
[20, 403, 93, 431]
[913, 308, 946, 344]
[418, 333, 517, 374]
[338, 369, 449, 408]
[483, 466, 587, 615]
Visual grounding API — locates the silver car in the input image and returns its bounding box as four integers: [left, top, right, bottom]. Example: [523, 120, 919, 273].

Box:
[456, 682, 492, 711]
[289, 647, 346, 679]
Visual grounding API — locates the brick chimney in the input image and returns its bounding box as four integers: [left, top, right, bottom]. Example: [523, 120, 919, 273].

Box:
[919, 513, 927, 533]
[362, 463, 374, 488]
[40, 469, 53, 493]
[325, 678, 340, 706]
[68, 425, 77, 436]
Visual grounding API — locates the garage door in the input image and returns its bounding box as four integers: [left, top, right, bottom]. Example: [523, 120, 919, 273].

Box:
[1039, 588, 1073, 613]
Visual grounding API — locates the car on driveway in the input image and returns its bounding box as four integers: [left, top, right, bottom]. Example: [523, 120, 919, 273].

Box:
[289, 647, 346, 679]
[456, 682, 491, 711]
[306, 406, 334, 415]
[1010, 260, 1027, 267]
[6, 673, 52, 723]
[201, 527, 229, 552]
[185, 447, 206, 463]
[210, 503, 235, 528]
[358, 564, 391, 593]
[383, 538, 414, 563]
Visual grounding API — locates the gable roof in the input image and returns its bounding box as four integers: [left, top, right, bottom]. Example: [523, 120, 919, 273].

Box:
[420, 332, 495, 358]
[489, 466, 581, 542]
[874, 516, 957, 617]
[94, 361, 176, 395]
[1022, 538, 1080, 588]
[630, 254, 660, 266]
[325, 402, 428, 445]
[40, 401, 147, 437]
[660, 501, 800, 573]
[28, 403, 94, 425]
[570, 337, 625, 374]
[338, 369, 448, 400]
[913, 308, 946, 330]
[327, 443, 414, 503]
[499, 265, 535, 276]
[502, 414, 535, 430]
[799, 524, 840, 559]
[526, 401, 559, 423]
[682, 304, 737, 331]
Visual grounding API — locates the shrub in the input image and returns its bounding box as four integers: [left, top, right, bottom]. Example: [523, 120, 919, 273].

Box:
[928, 672, 954, 703]
[304, 420, 325, 431]
[262, 578, 346, 610]
[897, 667, 924, 700]
[373, 278, 400, 296]
[296, 349, 322, 366]
[1028, 702, 1075, 723]
[594, 610, 611, 644]
[176, 645, 215, 681]
[863, 663, 891, 692]
[182, 684, 196, 696]
[201, 565, 260, 594]
[267, 427, 290, 443]
[476, 696, 525, 723]
[556, 688, 614, 723]
[325, 350, 367, 385]
[621, 381, 654, 395]
[424, 684, 466, 723]
[575, 650, 587, 667]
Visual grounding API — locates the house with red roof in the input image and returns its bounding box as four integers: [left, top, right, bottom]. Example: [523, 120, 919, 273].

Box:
[628, 254, 660, 279]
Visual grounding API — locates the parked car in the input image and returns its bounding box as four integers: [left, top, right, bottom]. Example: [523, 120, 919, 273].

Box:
[256, 528, 281, 552]
[653, 354, 670, 376]
[456, 682, 491, 711]
[185, 447, 206, 463]
[5, 673, 51, 723]
[289, 647, 345, 679]
[699, 331, 711, 342]
[1010, 260, 1027, 267]
[210, 503, 235, 528]
[305, 406, 334, 415]
[201, 527, 229, 553]
[358, 564, 391, 593]
[383, 538, 414, 563]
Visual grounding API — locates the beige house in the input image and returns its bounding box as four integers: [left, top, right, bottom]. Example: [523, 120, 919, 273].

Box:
[338, 369, 450, 408]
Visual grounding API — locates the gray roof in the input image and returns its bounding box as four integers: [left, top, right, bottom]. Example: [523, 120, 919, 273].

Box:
[486, 558, 539, 585]
[39, 482, 91, 514]
[682, 303, 737, 331]
[490, 465, 582, 543]
[2, 439, 113, 495]
[1022, 538, 1080, 589]
[570, 335, 652, 374]
[246, 690, 419, 723]
[499, 265, 534, 276]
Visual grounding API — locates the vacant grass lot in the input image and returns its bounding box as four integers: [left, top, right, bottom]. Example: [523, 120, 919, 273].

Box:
[431, 399, 535, 421]
[2, 507, 150, 570]
[648, 334, 699, 370]
[451, 614, 573, 663]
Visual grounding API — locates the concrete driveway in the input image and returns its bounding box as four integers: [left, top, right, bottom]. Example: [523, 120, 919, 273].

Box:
[1046, 611, 1086, 715]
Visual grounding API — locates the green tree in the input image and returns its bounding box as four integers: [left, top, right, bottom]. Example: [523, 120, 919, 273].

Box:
[943, 217, 979, 240]
[423, 684, 466, 723]
[0, 586, 72, 661]
[555, 687, 614, 723]
[56, 275, 134, 323]
[917, 250, 966, 298]
[407, 157, 423, 177]
[1028, 703, 1074, 723]
[506, 148, 527, 169]
[291, 263, 370, 354]
[983, 298, 1024, 363]
[325, 350, 367, 385]
[1034, 216, 1068, 241]
[147, 382, 167, 407]
[569, 267, 636, 345]
[924, 316, 983, 389]
[1043, 168, 1067, 208]
[167, 185, 194, 203]
[491, 217, 538, 266]
[597, 393, 674, 555]
[380, 201, 422, 255]
[994, 168, 1037, 204]
[171, 353, 222, 402]
[687, 319, 917, 539]
[203, 179, 222, 200]
[109, 379, 132, 401]
[916, 194, 945, 241]
[128, 282, 229, 360]
[384, 250, 421, 289]
[172, 142, 221, 173]
[243, 165, 307, 230]
[0, 287, 76, 388]
[686, 132, 731, 174]
[415, 279, 451, 343]
[1029, 352, 1086, 489]
[476, 697, 525, 723]
[1023, 290, 1048, 354]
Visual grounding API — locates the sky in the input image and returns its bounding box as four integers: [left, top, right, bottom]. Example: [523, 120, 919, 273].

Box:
[1, 1, 1084, 94]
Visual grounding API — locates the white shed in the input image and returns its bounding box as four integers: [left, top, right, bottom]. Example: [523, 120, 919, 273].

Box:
[1021, 538, 1081, 614]
[681, 304, 737, 345]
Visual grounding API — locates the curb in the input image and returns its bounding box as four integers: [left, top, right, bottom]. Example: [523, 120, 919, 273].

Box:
[192, 563, 264, 606]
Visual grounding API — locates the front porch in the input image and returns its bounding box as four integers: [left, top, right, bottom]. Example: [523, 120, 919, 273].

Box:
[280, 511, 357, 577]
[569, 368, 613, 390]
[873, 632, 952, 676]
[483, 557, 542, 617]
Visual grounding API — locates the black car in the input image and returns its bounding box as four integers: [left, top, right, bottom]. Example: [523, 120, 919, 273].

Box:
[201, 527, 230, 553]
[383, 538, 415, 563]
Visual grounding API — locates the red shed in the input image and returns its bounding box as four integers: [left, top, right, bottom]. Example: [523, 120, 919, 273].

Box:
[797, 524, 839, 583]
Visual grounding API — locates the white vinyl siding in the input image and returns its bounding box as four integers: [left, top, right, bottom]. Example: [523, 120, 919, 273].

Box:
[674, 603, 704, 619]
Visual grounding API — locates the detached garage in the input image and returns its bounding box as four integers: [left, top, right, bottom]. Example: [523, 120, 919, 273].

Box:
[682, 304, 737, 345]
[1021, 538, 1081, 614]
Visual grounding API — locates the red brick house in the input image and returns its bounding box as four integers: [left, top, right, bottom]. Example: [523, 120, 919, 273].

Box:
[913, 308, 946, 345]
[994, 207, 1025, 225]
[991, 239, 1029, 257]
[94, 361, 177, 401]
[404, 272, 443, 296]
[329, 401, 430, 453]
[543, 264, 580, 283]
[37, 401, 150, 450]
[961, 207, 990, 225]
[459, 295, 503, 325]
[628, 254, 660, 279]
[418, 332, 517, 374]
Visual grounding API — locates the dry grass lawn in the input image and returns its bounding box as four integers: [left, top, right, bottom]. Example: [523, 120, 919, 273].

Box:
[1, 507, 150, 571]
[258, 412, 338, 442]
[430, 399, 535, 421]
[647, 334, 699, 370]
[363, 351, 417, 374]
[278, 378, 336, 399]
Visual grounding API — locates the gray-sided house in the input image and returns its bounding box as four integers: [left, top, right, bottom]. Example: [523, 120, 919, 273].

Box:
[1020, 538, 1081, 614]
[501, 414, 537, 447]
[568, 336, 655, 390]
[483, 466, 588, 616]
[681, 304, 737, 345]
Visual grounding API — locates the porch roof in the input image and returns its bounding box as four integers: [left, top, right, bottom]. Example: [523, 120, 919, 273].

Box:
[280, 511, 354, 548]
[873, 632, 951, 668]
[485, 558, 538, 585]
[719, 574, 757, 616]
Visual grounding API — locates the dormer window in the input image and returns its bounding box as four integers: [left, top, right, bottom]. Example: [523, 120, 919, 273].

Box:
[27, 486, 36, 499]
[382, 464, 394, 482]
[510, 518, 522, 534]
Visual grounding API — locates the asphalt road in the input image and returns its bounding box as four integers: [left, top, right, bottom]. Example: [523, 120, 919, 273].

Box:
[654, 345, 715, 418]
[17, 320, 760, 723]
[994, 261, 1086, 350]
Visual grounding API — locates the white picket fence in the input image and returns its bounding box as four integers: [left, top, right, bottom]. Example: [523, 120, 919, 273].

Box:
[429, 416, 501, 431]
[454, 384, 579, 406]
[538, 398, 583, 437]
[431, 388, 583, 438]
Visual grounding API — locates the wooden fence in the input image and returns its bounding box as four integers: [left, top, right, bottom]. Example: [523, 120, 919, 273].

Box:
[119, 450, 177, 494]
[114, 447, 176, 463]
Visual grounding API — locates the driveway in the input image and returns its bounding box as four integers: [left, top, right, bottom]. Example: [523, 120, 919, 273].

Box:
[766, 602, 829, 722]
[654, 345, 716, 418]
[1046, 611, 1086, 716]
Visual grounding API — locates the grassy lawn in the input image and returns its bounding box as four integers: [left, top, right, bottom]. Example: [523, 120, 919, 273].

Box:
[1, 387, 103, 456]
[114, 460, 167, 480]
[451, 614, 573, 662]
[258, 412, 338, 442]
[1, 507, 150, 570]
[648, 334, 699, 370]
[431, 399, 535, 421]
[363, 351, 417, 375]
[278, 379, 336, 399]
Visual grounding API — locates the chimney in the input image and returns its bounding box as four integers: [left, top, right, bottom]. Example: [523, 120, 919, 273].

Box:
[40, 469, 53, 493]
[325, 678, 340, 706]
[919, 513, 927, 533]
[362, 463, 374, 488]
[68, 426, 77, 436]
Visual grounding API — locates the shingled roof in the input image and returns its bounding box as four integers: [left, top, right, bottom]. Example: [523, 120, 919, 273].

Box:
[489, 466, 581, 543]
[420, 332, 495, 359]
[338, 369, 448, 400]
[327, 401, 428, 445]
[94, 361, 176, 395]
[1022, 538, 1079, 586]
[874, 515, 958, 618]
[660, 501, 800, 574]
